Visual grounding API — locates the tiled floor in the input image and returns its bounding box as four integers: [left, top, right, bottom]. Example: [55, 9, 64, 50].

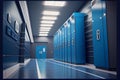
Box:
[6, 59, 117, 79]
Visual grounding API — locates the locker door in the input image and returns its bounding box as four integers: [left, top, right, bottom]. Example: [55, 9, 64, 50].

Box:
[53, 35, 56, 60]
[92, 0, 109, 69]
[61, 29, 62, 61]
[61, 27, 64, 61]
[56, 33, 59, 60]
[63, 26, 65, 61]
[61, 28, 63, 61]
[75, 13, 85, 64]
[59, 30, 62, 61]
[58, 32, 60, 61]
[70, 16, 76, 63]
[64, 25, 68, 62]
[70, 18, 73, 63]
[55, 34, 57, 60]
[60, 29, 62, 61]
[55, 36, 56, 60]
[67, 21, 71, 63]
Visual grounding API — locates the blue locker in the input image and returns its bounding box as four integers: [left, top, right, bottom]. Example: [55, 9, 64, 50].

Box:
[60, 27, 63, 61]
[61, 29, 62, 61]
[67, 21, 71, 63]
[56, 32, 59, 60]
[75, 13, 85, 64]
[54, 12, 85, 64]
[70, 13, 85, 64]
[64, 24, 68, 62]
[92, 0, 109, 69]
[55, 34, 58, 60]
[53, 34, 56, 60]
[58, 32, 60, 61]
[55, 34, 57, 60]
[63, 26, 65, 62]
[70, 16, 76, 63]
[70, 18, 73, 64]
[54, 33, 57, 60]
[59, 30, 61, 61]
[59, 29, 62, 61]
[61, 27, 64, 61]
[58, 31, 60, 61]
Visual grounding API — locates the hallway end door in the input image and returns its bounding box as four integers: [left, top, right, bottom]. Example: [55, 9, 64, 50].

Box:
[36, 46, 46, 59]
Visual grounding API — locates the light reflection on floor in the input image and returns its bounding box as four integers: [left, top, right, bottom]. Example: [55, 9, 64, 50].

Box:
[6, 59, 116, 79]
[37, 59, 116, 79]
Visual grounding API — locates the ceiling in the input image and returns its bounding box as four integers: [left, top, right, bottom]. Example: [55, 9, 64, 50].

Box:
[27, 1, 86, 37]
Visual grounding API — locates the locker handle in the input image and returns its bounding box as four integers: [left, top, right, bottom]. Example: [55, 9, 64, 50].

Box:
[96, 29, 100, 40]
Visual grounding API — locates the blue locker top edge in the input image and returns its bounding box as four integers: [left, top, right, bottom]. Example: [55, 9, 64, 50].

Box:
[54, 12, 85, 36]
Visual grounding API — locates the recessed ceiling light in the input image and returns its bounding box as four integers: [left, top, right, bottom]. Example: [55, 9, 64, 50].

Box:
[42, 11, 60, 16]
[39, 32, 49, 34]
[40, 29, 50, 32]
[40, 27, 51, 30]
[39, 31, 49, 32]
[39, 34, 48, 36]
[40, 24, 53, 27]
[42, 16, 57, 20]
[41, 20, 55, 24]
[44, 1, 66, 7]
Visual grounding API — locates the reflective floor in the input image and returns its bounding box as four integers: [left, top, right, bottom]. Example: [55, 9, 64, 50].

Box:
[7, 59, 38, 79]
[7, 59, 116, 79]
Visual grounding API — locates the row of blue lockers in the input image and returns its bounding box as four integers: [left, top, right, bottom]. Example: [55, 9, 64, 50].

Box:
[54, 0, 111, 69]
[54, 13, 86, 64]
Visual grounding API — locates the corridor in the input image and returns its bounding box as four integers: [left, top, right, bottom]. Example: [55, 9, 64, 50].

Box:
[2, 0, 117, 79]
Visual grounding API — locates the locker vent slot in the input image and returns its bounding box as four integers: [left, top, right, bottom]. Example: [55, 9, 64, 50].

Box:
[84, 9, 94, 64]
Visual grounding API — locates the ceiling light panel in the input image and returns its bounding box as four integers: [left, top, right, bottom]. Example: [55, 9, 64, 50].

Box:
[40, 27, 51, 30]
[39, 34, 48, 36]
[40, 24, 53, 27]
[44, 1, 66, 7]
[41, 20, 55, 24]
[40, 29, 50, 32]
[42, 11, 60, 16]
[39, 32, 49, 34]
[42, 16, 57, 20]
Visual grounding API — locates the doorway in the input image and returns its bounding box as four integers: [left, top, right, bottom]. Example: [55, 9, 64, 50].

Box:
[36, 45, 46, 59]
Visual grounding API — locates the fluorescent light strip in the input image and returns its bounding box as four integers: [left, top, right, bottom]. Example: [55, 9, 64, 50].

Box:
[39, 32, 49, 34]
[42, 11, 60, 16]
[41, 20, 55, 24]
[39, 34, 48, 36]
[40, 24, 53, 27]
[40, 27, 51, 30]
[40, 29, 50, 31]
[39, 31, 49, 33]
[42, 16, 57, 20]
[44, 1, 66, 7]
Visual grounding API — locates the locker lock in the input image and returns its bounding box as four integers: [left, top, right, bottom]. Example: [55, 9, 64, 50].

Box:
[96, 29, 100, 40]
